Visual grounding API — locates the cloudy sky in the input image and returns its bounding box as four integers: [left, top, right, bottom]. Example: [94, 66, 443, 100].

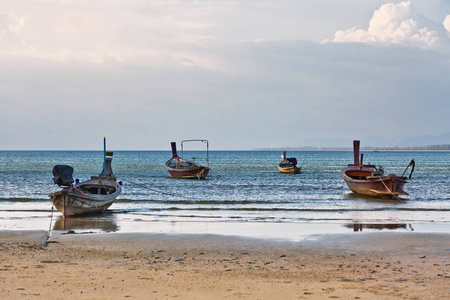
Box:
[1, 0, 449, 150]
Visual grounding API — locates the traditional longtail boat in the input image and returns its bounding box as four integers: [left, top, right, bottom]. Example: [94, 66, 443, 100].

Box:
[165, 140, 210, 179]
[49, 138, 122, 217]
[340, 140, 414, 198]
[278, 151, 301, 174]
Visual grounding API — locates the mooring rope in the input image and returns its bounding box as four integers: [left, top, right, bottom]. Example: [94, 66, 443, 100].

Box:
[120, 178, 204, 200]
[377, 175, 402, 201]
[41, 176, 205, 246]
[381, 160, 415, 201]
[299, 156, 307, 168]
[42, 205, 55, 248]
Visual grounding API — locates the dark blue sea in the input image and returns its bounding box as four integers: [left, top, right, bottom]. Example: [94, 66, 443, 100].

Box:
[0, 150, 449, 240]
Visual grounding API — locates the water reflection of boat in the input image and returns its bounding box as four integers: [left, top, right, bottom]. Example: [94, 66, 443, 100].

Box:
[53, 214, 119, 232]
[345, 223, 413, 232]
[277, 151, 301, 174]
[165, 140, 211, 179]
[49, 138, 122, 217]
[340, 140, 414, 198]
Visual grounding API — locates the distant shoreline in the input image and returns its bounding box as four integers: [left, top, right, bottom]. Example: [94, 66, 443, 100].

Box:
[1, 149, 450, 152]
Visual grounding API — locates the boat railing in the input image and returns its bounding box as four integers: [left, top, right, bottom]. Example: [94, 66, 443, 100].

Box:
[181, 139, 209, 167]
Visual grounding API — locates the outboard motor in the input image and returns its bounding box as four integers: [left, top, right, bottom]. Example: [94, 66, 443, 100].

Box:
[52, 165, 74, 186]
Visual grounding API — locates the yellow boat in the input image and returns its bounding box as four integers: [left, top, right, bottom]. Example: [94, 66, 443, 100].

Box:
[278, 151, 301, 174]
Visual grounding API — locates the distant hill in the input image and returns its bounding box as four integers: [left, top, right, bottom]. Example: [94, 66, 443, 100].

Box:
[292, 132, 450, 148]
[253, 144, 450, 151]
[365, 132, 450, 147]
[360, 145, 450, 151]
[254, 132, 450, 150]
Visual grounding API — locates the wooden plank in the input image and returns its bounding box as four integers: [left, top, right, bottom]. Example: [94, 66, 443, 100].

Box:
[369, 189, 409, 195]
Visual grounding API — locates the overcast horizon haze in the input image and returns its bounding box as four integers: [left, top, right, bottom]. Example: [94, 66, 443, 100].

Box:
[1, 1, 449, 151]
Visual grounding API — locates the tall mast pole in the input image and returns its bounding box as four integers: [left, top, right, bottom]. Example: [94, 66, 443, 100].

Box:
[102, 137, 106, 176]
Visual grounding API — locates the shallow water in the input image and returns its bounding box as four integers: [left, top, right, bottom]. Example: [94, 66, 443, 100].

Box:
[0, 150, 449, 238]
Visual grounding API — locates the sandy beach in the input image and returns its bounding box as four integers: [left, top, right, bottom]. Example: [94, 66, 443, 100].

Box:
[0, 230, 448, 299]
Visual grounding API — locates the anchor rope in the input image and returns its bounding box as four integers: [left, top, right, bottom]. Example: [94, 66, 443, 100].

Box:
[42, 205, 54, 248]
[373, 160, 413, 201]
[377, 175, 402, 201]
[381, 159, 415, 201]
[41, 176, 206, 246]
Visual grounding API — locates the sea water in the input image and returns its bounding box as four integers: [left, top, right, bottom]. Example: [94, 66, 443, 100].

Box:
[0, 150, 449, 239]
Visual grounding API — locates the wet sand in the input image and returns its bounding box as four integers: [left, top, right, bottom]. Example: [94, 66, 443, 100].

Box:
[0, 230, 449, 299]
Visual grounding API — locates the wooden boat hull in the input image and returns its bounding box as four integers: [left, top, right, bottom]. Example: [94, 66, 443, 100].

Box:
[166, 165, 210, 179]
[340, 140, 410, 198]
[49, 177, 121, 217]
[340, 168, 408, 197]
[165, 140, 211, 179]
[278, 152, 301, 174]
[278, 164, 301, 174]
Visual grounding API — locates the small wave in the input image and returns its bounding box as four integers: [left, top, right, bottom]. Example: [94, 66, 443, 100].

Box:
[0, 209, 51, 213]
[115, 198, 280, 205]
[111, 207, 450, 213]
[0, 197, 49, 202]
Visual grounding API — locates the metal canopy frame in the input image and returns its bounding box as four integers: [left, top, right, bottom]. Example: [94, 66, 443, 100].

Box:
[181, 139, 209, 166]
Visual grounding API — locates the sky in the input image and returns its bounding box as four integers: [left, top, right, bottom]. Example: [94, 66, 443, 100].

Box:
[1, 0, 449, 150]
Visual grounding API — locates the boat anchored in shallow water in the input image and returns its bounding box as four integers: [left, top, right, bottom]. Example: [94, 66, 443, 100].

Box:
[49, 138, 122, 217]
[340, 140, 415, 198]
[165, 140, 211, 179]
[278, 151, 301, 174]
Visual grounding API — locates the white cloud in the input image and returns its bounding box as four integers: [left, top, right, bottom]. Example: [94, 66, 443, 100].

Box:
[444, 15, 450, 33]
[0, 14, 24, 47]
[326, 1, 438, 48]
[1, 1, 449, 150]
[0, 1, 230, 66]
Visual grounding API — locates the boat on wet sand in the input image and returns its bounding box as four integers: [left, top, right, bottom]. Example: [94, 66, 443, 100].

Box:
[49, 138, 122, 217]
[165, 140, 211, 179]
[340, 140, 414, 198]
[278, 151, 301, 174]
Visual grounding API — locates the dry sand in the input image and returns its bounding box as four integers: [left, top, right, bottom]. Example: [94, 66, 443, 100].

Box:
[0, 230, 449, 299]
